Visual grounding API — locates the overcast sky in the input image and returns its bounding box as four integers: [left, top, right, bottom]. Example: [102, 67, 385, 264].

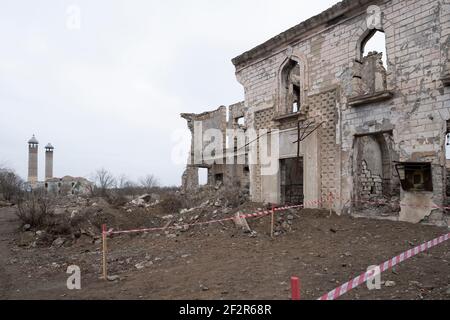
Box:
[0, 0, 354, 186]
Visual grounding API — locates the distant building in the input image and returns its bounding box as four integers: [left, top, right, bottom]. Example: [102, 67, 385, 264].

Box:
[44, 176, 92, 195]
[26, 135, 92, 195]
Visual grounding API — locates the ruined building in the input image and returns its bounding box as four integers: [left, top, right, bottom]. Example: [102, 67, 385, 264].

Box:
[181, 0, 450, 225]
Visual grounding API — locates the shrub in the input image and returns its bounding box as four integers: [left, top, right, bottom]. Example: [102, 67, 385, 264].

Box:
[160, 193, 184, 213]
[16, 189, 54, 228]
[0, 168, 24, 202]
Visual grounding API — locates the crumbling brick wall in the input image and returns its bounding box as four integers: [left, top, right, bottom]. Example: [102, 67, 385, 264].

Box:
[181, 103, 250, 194]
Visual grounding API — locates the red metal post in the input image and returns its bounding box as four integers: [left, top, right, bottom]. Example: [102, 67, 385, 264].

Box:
[291, 276, 301, 300]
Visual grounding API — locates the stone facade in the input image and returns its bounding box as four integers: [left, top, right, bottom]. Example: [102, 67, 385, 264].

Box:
[182, 0, 450, 225]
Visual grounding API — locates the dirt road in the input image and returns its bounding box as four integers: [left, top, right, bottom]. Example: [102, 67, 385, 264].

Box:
[0, 207, 18, 299]
[0, 207, 449, 300]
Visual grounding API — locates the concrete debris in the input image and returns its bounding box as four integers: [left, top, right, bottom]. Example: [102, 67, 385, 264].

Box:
[385, 281, 396, 287]
[134, 262, 145, 270]
[19, 232, 35, 247]
[107, 275, 121, 282]
[233, 212, 251, 232]
[52, 237, 65, 248]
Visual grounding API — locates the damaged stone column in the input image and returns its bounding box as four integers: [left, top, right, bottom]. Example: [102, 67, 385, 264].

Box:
[181, 166, 199, 194]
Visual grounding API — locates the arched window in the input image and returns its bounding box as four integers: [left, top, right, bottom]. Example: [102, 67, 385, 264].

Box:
[361, 30, 387, 68]
[354, 29, 388, 96]
[281, 60, 302, 114]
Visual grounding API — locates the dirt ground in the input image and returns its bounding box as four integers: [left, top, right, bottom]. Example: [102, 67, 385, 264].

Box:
[0, 205, 449, 300]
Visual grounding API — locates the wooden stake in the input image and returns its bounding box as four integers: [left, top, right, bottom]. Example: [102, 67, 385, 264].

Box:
[102, 224, 107, 280]
[329, 192, 333, 217]
[270, 205, 275, 238]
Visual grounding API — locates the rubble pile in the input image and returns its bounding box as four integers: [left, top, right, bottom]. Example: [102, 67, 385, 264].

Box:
[13, 182, 301, 250]
[123, 193, 161, 212]
[356, 195, 401, 216]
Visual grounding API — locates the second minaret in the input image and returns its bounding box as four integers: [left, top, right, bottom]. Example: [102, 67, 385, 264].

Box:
[45, 143, 54, 180]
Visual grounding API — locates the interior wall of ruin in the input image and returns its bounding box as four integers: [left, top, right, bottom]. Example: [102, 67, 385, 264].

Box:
[181, 102, 251, 193]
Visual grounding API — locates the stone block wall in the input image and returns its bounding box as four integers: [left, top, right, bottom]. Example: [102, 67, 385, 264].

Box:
[232, 0, 450, 220]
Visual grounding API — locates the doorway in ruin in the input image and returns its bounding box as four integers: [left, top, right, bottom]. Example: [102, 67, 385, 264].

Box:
[198, 168, 208, 186]
[353, 132, 400, 214]
[280, 158, 304, 205]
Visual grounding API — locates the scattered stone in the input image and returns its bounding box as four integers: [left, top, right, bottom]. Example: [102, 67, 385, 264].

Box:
[343, 252, 352, 257]
[287, 215, 294, 221]
[385, 281, 396, 287]
[19, 231, 35, 247]
[281, 222, 290, 230]
[200, 284, 209, 291]
[135, 262, 145, 270]
[52, 237, 65, 248]
[233, 212, 251, 232]
[22, 224, 31, 231]
[107, 275, 120, 282]
[54, 207, 67, 215]
[70, 210, 78, 218]
[249, 231, 258, 238]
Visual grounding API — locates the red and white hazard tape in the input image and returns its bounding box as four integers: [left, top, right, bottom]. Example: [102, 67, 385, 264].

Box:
[106, 204, 304, 236]
[317, 232, 450, 300]
[106, 192, 450, 237]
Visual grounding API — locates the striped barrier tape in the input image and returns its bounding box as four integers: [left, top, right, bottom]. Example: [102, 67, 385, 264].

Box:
[106, 192, 450, 236]
[106, 204, 304, 236]
[317, 232, 450, 300]
[101, 203, 304, 279]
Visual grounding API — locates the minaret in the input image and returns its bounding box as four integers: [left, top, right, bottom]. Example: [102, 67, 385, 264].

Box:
[45, 143, 54, 180]
[27, 135, 39, 184]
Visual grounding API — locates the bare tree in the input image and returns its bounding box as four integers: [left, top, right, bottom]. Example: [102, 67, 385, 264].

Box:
[139, 174, 159, 193]
[117, 174, 138, 196]
[0, 167, 24, 201]
[91, 168, 116, 196]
